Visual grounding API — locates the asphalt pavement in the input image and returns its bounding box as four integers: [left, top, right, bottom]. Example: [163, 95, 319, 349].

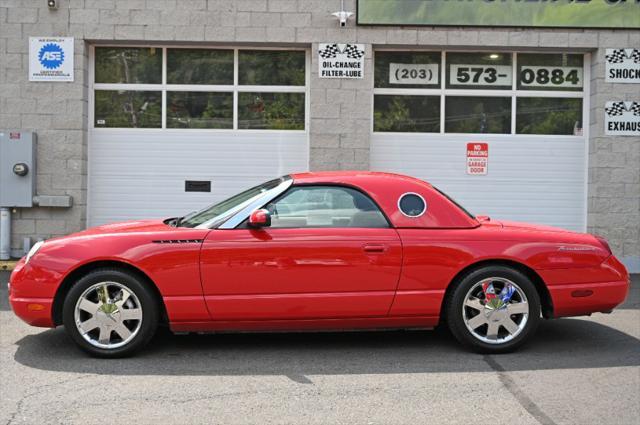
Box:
[1, 271, 638, 425]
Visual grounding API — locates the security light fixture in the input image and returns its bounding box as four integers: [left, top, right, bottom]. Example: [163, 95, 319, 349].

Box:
[332, 0, 353, 27]
[47, 0, 58, 9]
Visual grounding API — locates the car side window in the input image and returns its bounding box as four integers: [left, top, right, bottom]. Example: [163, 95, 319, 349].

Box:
[264, 186, 389, 228]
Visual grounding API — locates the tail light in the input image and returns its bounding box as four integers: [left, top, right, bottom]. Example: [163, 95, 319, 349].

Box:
[595, 235, 612, 254]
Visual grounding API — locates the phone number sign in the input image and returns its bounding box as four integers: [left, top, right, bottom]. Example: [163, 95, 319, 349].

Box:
[448, 65, 583, 88]
[467, 143, 488, 175]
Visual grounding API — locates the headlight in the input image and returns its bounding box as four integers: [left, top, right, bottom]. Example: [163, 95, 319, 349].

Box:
[25, 240, 45, 264]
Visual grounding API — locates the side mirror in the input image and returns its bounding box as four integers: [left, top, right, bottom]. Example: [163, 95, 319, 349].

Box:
[248, 209, 271, 228]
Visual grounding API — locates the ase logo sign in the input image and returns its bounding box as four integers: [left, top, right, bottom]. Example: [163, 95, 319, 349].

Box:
[29, 37, 74, 82]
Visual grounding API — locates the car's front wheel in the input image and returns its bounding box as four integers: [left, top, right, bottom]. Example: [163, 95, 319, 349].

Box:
[62, 268, 158, 358]
[446, 266, 541, 353]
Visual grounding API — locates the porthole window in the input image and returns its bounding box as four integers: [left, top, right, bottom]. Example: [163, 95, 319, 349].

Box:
[398, 193, 426, 217]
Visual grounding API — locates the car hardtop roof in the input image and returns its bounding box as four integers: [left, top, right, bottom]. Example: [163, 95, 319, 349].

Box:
[290, 171, 433, 187]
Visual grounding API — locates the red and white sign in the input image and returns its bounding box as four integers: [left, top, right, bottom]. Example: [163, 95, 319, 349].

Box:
[466, 143, 488, 175]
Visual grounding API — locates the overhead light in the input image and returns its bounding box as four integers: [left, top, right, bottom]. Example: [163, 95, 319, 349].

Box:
[489, 54, 500, 59]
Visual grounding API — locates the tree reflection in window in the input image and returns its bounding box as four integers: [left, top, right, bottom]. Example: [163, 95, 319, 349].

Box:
[374, 95, 440, 133]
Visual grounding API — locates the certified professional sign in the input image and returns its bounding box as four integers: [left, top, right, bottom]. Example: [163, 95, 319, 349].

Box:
[605, 49, 640, 84]
[29, 37, 74, 82]
[318, 43, 365, 79]
[605, 101, 640, 136]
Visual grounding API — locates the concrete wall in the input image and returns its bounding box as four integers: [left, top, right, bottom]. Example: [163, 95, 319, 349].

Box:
[0, 0, 638, 269]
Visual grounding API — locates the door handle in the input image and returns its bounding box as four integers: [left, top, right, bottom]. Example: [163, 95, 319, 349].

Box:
[363, 244, 387, 253]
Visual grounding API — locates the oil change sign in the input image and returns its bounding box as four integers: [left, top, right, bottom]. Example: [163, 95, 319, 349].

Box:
[29, 37, 74, 82]
[605, 101, 640, 136]
[318, 43, 365, 79]
[467, 143, 488, 175]
[605, 49, 640, 84]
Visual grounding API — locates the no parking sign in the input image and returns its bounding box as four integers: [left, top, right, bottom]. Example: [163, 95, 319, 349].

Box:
[466, 143, 488, 175]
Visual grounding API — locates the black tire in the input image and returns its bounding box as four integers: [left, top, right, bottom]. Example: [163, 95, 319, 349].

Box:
[62, 268, 159, 358]
[445, 266, 541, 354]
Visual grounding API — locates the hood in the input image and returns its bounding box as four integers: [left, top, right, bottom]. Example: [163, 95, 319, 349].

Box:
[69, 219, 174, 237]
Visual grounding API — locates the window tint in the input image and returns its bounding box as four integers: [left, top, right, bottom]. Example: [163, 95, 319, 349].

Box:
[445, 96, 511, 134]
[398, 193, 426, 217]
[516, 97, 582, 135]
[95, 47, 162, 84]
[167, 49, 233, 85]
[238, 50, 305, 86]
[167, 92, 233, 129]
[375, 51, 440, 89]
[238, 92, 305, 130]
[94, 90, 162, 128]
[446, 52, 512, 90]
[265, 186, 388, 228]
[374, 95, 440, 133]
[517, 53, 583, 92]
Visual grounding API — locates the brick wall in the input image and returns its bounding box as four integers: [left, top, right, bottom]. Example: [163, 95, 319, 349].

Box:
[0, 0, 638, 268]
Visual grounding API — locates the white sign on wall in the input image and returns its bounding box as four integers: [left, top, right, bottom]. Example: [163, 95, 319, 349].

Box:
[318, 43, 365, 79]
[466, 142, 488, 175]
[605, 49, 640, 84]
[389, 63, 439, 85]
[450, 65, 512, 86]
[604, 101, 640, 136]
[29, 37, 74, 82]
[519, 66, 583, 88]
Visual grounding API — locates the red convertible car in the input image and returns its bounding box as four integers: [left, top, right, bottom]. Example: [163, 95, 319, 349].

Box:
[9, 172, 629, 357]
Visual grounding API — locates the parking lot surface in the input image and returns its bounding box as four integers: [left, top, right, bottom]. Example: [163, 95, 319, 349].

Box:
[1, 271, 638, 425]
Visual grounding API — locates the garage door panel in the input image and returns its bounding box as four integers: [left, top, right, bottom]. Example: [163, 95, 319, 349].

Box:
[371, 134, 586, 232]
[88, 130, 308, 226]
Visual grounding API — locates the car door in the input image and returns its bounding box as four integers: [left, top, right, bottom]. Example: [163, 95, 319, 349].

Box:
[200, 185, 403, 320]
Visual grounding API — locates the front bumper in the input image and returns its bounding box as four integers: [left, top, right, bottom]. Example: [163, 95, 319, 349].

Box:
[8, 258, 55, 328]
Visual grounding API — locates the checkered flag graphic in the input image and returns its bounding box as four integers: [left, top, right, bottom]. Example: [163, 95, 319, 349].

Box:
[344, 44, 365, 59]
[606, 49, 627, 64]
[631, 102, 640, 116]
[318, 44, 339, 59]
[605, 101, 626, 116]
[606, 49, 640, 64]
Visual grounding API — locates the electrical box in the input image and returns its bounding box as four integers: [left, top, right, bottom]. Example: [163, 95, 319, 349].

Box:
[0, 130, 36, 207]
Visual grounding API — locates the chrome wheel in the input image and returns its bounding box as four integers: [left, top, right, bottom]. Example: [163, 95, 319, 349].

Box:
[462, 277, 529, 345]
[73, 282, 143, 349]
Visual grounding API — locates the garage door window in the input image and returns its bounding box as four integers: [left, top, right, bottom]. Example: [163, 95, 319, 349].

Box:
[445, 96, 511, 134]
[373, 51, 585, 136]
[93, 47, 307, 130]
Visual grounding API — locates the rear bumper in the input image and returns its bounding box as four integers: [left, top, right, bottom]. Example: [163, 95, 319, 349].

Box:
[542, 255, 630, 318]
[548, 279, 629, 318]
[8, 258, 55, 328]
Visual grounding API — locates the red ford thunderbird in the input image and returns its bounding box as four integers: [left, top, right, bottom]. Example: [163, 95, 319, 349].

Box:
[9, 172, 629, 357]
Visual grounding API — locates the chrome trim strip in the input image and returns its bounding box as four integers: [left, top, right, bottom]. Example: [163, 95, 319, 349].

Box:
[215, 178, 293, 229]
[397, 192, 427, 218]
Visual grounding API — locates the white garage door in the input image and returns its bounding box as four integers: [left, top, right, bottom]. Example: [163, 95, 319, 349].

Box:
[88, 46, 309, 226]
[371, 51, 589, 231]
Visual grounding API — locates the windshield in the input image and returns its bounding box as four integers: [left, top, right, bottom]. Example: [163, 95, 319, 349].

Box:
[433, 186, 476, 219]
[178, 177, 289, 228]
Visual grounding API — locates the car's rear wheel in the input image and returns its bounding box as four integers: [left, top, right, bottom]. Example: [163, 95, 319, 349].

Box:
[62, 269, 158, 358]
[446, 266, 541, 353]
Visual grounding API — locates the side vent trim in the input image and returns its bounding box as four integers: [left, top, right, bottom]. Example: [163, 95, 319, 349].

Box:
[151, 239, 204, 244]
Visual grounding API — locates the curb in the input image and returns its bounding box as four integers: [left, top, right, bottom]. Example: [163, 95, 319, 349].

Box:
[0, 261, 17, 271]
